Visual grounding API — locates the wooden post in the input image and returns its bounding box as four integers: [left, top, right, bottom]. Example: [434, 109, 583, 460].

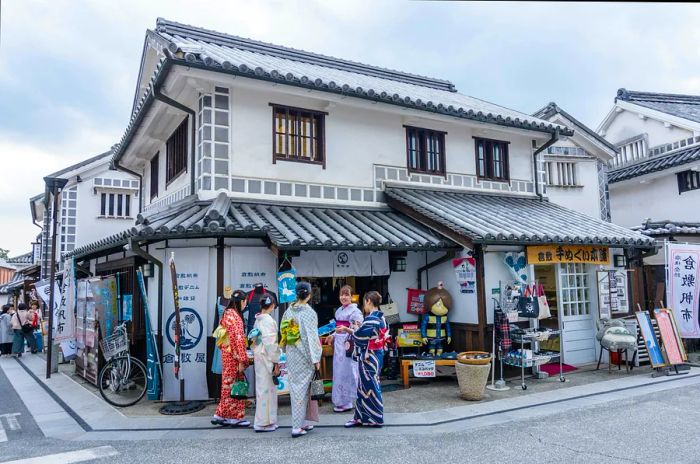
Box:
[475, 244, 488, 351]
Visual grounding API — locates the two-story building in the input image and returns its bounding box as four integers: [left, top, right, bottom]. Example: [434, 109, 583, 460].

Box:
[599, 89, 700, 307]
[30, 151, 140, 280]
[67, 19, 652, 400]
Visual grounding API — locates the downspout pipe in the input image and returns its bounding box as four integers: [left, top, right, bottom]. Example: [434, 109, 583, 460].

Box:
[128, 237, 164, 369]
[532, 128, 561, 201]
[112, 161, 144, 214]
[153, 88, 197, 197]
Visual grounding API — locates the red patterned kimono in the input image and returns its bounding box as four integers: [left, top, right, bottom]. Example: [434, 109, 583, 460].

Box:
[216, 308, 248, 420]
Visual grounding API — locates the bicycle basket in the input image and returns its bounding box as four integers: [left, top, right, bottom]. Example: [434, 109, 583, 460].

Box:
[100, 331, 128, 360]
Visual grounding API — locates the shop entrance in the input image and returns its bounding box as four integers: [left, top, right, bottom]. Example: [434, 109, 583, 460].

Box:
[534, 263, 596, 366]
[298, 275, 389, 326]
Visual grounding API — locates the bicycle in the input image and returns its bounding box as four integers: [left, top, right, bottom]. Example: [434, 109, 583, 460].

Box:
[98, 322, 147, 407]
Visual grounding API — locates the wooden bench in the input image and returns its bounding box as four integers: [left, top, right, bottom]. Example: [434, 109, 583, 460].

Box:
[400, 359, 456, 388]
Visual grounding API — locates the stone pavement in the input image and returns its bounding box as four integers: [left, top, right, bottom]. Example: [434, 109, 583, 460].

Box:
[2, 354, 700, 442]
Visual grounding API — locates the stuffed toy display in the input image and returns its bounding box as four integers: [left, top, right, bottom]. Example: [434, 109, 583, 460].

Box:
[420, 282, 453, 356]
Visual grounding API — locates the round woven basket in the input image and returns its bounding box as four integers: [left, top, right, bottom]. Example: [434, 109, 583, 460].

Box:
[455, 361, 491, 401]
[457, 351, 491, 365]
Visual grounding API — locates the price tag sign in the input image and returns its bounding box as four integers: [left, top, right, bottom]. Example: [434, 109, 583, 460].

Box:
[412, 360, 436, 378]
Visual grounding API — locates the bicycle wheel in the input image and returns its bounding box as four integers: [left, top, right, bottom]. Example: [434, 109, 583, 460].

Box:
[98, 356, 148, 407]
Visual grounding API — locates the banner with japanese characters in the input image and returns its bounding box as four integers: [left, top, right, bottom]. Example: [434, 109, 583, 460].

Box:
[527, 245, 610, 265]
[452, 257, 476, 293]
[55, 258, 77, 342]
[667, 243, 700, 338]
[34, 279, 62, 338]
[163, 248, 210, 400]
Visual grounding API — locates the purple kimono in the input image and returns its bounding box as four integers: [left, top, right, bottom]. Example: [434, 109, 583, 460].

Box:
[332, 304, 363, 409]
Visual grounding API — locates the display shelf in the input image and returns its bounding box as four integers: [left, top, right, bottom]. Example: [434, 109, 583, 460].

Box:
[503, 352, 561, 368]
[508, 329, 565, 390]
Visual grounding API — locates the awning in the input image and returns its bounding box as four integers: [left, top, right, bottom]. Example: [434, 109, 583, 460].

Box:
[68, 193, 456, 259]
[385, 187, 655, 248]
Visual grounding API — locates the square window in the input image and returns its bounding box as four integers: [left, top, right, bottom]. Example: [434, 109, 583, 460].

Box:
[214, 94, 228, 109]
[214, 86, 229, 94]
[248, 180, 261, 194]
[405, 127, 446, 175]
[203, 109, 211, 124]
[215, 111, 228, 125]
[215, 160, 228, 175]
[323, 186, 335, 199]
[309, 185, 321, 198]
[232, 179, 246, 192]
[214, 143, 228, 158]
[214, 177, 228, 190]
[351, 189, 361, 201]
[264, 182, 277, 195]
[202, 176, 211, 190]
[280, 183, 292, 196]
[295, 184, 307, 197]
[214, 127, 228, 142]
[337, 188, 348, 200]
[203, 95, 212, 108]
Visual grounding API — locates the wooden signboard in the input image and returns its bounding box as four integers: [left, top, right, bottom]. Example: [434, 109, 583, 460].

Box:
[654, 308, 687, 365]
[635, 311, 665, 368]
[527, 245, 610, 265]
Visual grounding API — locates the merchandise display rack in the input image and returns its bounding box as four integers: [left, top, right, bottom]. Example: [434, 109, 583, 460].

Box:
[503, 329, 565, 390]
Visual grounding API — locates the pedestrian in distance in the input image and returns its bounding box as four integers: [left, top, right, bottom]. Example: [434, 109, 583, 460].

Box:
[29, 300, 43, 353]
[0, 304, 14, 356]
[11, 303, 37, 356]
[211, 290, 251, 428]
[341, 290, 389, 428]
[251, 294, 281, 433]
[280, 281, 322, 438]
[325, 285, 363, 413]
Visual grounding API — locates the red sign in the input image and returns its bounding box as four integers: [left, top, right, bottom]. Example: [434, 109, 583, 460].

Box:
[654, 308, 685, 365]
[406, 288, 427, 315]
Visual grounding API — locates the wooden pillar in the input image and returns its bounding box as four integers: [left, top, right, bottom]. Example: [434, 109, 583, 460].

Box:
[474, 244, 488, 350]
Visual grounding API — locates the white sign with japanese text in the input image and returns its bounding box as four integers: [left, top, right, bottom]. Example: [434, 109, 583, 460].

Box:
[35, 279, 62, 337]
[55, 259, 77, 342]
[667, 243, 700, 339]
[163, 248, 210, 400]
[412, 360, 436, 378]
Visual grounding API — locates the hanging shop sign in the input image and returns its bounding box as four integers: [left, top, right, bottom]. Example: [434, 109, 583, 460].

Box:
[452, 257, 476, 294]
[527, 245, 610, 265]
[597, 270, 629, 319]
[666, 243, 700, 338]
[292, 251, 389, 277]
[277, 268, 297, 304]
[654, 308, 687, 364]
[90, 276, 118, 340]
[406, 288, 427, 315]
[163, 248, 210, 401]
[412, 360, 436, 378]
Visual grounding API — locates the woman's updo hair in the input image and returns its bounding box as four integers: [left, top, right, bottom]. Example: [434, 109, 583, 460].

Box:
[339, 285, 352, 296]
[296, 281, 312, 301]
[226, 289, 247, 313]
[259, 294, 275, 310]
[364, 291, 382, 308]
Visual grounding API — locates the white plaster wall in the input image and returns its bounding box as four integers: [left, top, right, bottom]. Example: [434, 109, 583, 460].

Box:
[604, 109, 693, 147]
[545, 159, 602, 219]
[387, 251, 424, 323]
[610, 173, 700, 227]
[425, 249, 478, 324]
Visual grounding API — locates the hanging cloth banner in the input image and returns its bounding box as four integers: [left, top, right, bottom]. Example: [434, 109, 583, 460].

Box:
[163, 248, 210, 401]
[452, 257, 476, 294]
[137, 269, 162, 401]
[54, 258, 77, 342]
[503, 252, 528, 284]
[35, 279, 62, 339]
[666, 243, 700, 338]
[277, 268, 297, 304]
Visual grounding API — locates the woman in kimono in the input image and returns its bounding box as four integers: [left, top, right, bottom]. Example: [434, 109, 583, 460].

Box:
[251, 295, 281, 432]
[339, 291, 388, 428]
[211, 290, 250, 427]
[325, 285, 363, 412]
[280, 281, 322, 438]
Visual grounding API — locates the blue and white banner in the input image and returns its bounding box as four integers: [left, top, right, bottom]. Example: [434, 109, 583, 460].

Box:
[163, 248, 210, 400]
[277, 268, 297, 304]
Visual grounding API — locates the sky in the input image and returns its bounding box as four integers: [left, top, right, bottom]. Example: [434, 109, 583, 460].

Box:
[1, 0, 699, 256]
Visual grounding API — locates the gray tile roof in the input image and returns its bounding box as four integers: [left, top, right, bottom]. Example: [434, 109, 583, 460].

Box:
[384, 187, 654, 247]
[616, 88, 700, 124]
[47, 151, 112, 178]
[6, 252, 32, 265]
[113, 19, 572, 167]
[608, 144, 700, 183]
[68, 193, 454, 259]
[635, 221, 700, 237]
[532, 102, 618, 153]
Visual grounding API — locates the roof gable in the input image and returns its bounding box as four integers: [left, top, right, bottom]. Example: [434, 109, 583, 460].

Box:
[616, 88, 700, 124]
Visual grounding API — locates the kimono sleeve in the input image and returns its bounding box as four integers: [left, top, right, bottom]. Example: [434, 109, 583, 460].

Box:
[303, 309, 323, 364]
[261, 318, 281, 363]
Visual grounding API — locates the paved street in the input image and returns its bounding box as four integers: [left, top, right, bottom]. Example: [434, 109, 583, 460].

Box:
[2, 358, 700, 464]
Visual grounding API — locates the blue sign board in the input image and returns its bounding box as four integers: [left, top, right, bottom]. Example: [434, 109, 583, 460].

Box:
[277, 268, 297, 304]
[636, 311, 665, 368]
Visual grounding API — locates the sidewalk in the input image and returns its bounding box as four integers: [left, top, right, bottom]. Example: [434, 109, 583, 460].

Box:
[3, 354, 700, 441]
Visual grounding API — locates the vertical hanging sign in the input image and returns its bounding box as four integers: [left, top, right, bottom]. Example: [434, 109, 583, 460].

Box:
[667, 243, 700, 338]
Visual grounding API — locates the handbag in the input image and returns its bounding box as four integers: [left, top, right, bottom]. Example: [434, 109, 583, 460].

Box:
[310, 369, 325, 400]
[16, 313, 34, 334]
[344, 333, 355, 358]
[229, 373, 249, 399]
[380, 296, 400, 326]
[537, 283, 552, 319]
[516, 284, 539, 318]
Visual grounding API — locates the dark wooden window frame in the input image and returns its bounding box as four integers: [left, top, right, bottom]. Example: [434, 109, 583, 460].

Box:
[166, 119, 188, 186]
[269, 103, 327, 168]
[677, 169, 700, 194]
[150, 152, 159, 200]
[473, 136, 510, 182]
[404, 125, 447, 176]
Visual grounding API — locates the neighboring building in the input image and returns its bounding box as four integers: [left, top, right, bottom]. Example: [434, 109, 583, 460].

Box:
[532, 103, 618, 221]
[0, 252, 40, 304]
[598, 89, 700, 307]
[67, 19, 652, 399]
[30, 151, 140, 279]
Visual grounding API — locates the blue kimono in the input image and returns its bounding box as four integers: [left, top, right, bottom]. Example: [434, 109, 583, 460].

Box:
[352, 310, 386, 425]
